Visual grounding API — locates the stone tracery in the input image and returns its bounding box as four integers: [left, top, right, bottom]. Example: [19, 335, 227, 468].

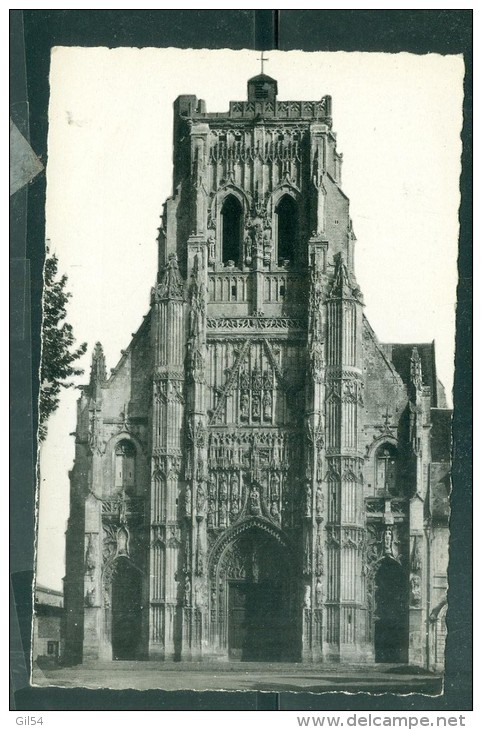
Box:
[63, 72, 449, 670]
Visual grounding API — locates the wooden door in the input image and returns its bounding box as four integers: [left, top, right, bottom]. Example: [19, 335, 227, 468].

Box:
[228, 581, 248, 659]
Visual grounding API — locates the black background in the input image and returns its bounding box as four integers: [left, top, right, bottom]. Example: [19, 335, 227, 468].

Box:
[10, 9, 472, 712]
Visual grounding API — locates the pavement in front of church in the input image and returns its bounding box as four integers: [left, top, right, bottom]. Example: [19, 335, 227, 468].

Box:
[32, 661, 443, 694]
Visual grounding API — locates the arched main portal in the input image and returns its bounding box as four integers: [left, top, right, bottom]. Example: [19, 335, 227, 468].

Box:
[209, 522, 299, 662]
[111, 557, 142, 660]
[374, 558, 408, 663]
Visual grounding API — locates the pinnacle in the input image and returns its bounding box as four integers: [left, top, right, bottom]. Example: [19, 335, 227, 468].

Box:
[90, 341, 107, 385]
[328, 253, 363, 303]
[152, 252, 185, 302]
[410, 347, 423, 387]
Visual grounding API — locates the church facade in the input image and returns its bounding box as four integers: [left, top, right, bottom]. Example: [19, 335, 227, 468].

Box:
[63, 74, 450, 668]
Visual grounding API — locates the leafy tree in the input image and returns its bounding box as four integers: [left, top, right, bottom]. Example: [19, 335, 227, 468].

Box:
[39, 253, 87, 442]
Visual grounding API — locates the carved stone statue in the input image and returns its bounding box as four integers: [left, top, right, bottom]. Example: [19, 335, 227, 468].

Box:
[85, 533, 96, 574]
[249, 485, 261, 516]
[196, 484, 206, 514]
[315, 486, 324, 518]
[195, 582, 207, 609]
[184, 485, 192, 515]
[271, 472, 280, 499]
[263, 389, 273, 420]
[240, 371, 250, 390]
[219, 474, 228, 501]
[231, 472, 240, 500]
[315, 577, 323, 606]
[85, 585, 96, 608]
[118, 493, 127, 525]
[303, 584, 311, 609]
[244, 232, 252, 264]
[253, 221, 263, 252]
[411, 536, 422, 573]
[184, 577, 191, 606]
[208, 235, 216, 263]
[252, 395, 260, 419]
[316, 452, 323, 483]
[263, 230, 272, 264]
[305, 483, 312, 517]
[310, 341, 325, 379]
[240, 391, 249, 420]
[189, 270, 205, 339]
[315, 533, 324, 576]
[116, 525, 129, 557]
[410, 574, 422, 607]
[383, 525, 393, 556]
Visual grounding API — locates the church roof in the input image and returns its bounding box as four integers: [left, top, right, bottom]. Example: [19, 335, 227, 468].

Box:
[430, 408, 452, 462]
[247, 73, 278, 102]
[248, 73, 278, 85]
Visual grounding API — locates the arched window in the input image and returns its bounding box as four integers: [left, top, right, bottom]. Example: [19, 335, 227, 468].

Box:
[375, 443, 398, 495]
[276, 195, 298, 265]
[221, 195, 243, 266]
[115, 440, 136, 490]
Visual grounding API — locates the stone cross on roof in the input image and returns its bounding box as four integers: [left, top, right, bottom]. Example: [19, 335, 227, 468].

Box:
[257, 50, 269, 74]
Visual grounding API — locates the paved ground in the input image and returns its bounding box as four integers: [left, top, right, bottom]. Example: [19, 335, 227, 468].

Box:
[32, 661, 443, 694]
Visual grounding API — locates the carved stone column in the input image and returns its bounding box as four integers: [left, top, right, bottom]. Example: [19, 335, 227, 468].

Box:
[149, 253, 186, 659]
[182, 243, 208, 660]
[324, 253, 370, 662]
[302, 243, 327, 662]
[407, 348, 431, 666]
[82, 493, 103, 661]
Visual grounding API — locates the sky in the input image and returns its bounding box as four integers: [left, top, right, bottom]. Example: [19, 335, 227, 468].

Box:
[37, 48, 464, 591]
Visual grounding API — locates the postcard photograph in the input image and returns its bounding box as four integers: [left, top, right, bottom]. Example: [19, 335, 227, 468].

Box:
[32, 47, 463, 694]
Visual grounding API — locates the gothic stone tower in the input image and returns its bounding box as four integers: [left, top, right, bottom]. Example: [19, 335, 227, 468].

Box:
[63, 74, 450, 666]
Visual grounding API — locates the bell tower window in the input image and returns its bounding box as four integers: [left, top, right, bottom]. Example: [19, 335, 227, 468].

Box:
[254, 83, 269, 99]
[221, 195, 243, 266]
[276, 195, 298, 265]
[115, 440, 136, 491]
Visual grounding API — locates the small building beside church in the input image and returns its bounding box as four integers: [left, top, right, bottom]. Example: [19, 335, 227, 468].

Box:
[63, 73, 450, 667]
[33, 585, 63, 662]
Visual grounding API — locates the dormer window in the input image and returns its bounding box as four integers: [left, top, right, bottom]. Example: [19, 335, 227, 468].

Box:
[375, 443, 398, 495]
[115, 440, 136, 490]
